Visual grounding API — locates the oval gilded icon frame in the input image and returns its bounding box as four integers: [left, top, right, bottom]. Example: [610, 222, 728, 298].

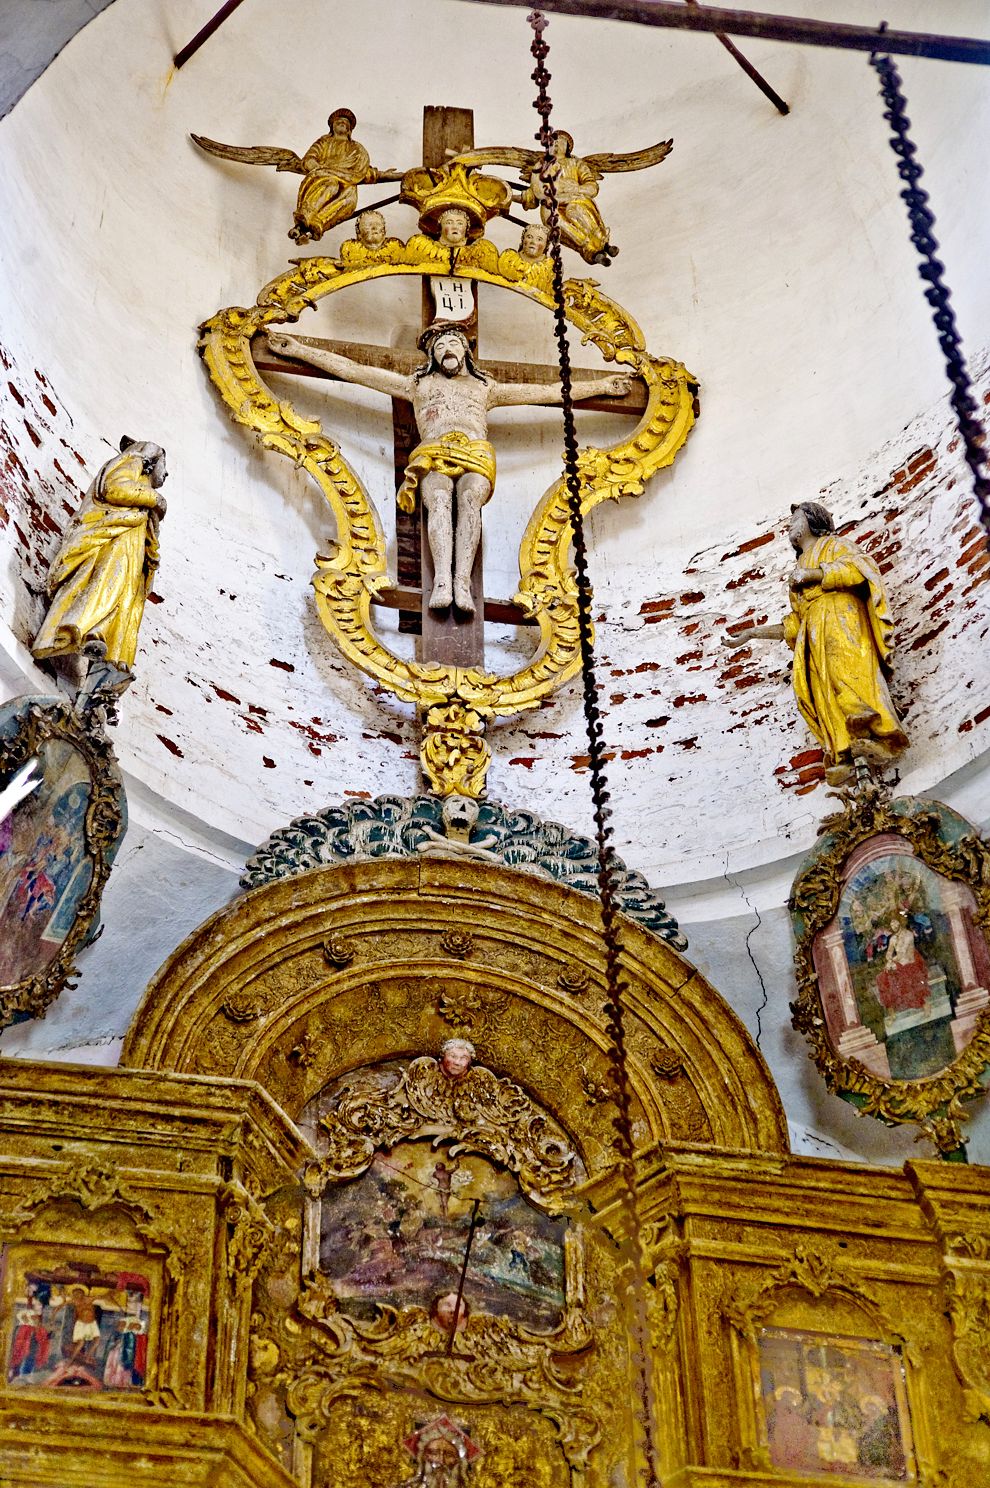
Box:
[0, 697, 126, 1028]
[788, 793, 990, 1155]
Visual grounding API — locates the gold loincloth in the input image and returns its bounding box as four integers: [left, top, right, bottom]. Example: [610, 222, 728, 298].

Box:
[397, 432, 496, 513]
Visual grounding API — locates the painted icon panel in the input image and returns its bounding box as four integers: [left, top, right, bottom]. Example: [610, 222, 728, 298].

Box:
[2, 1246, 153, 1392]
[811, 834, 990, 1083]
[0, 739, 93, 982]
[319, 1137, 567, 1328]
[757, 1328, 914, 1480]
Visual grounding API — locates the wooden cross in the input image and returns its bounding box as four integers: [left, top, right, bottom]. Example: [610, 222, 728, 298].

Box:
[253, 106, 646, 668]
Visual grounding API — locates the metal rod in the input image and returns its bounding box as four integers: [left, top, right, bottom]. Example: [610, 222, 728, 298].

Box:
[174, 0, 250, 69]
[684, 0, 789, 114]
[446, 1199, 481, 1355]
[459, 0, 990, 66]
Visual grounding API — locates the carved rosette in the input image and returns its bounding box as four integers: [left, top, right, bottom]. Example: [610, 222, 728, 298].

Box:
[200, 237, 697, 797]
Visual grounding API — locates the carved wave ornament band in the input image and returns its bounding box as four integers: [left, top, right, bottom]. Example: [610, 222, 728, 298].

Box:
[241, 792, 686, 948]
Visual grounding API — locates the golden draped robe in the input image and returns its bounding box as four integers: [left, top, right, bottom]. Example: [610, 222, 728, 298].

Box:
[32, 449, 161, 669]
[397, 433, 496, 515]
[782, 533, 907, 766]
[295, 135, 375, 240]
[523, 156, 608, 261]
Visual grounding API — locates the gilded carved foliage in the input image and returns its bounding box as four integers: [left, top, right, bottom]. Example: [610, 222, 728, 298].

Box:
[0, 1157, 184, 1280]
[200, 233, 696, 797]
[247, 1048, 608, 1478]
[720, 1242, 886, 1341]
[312, 1053, 576, 1203]
[276, 1272, 599, 1468]
[221, 1179, 282, 1290]
[789, 791, 990, 1152]
[931, 1233, 990, 1426]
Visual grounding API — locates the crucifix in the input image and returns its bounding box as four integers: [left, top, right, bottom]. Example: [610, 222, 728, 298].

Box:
[254, 106, 646, 669]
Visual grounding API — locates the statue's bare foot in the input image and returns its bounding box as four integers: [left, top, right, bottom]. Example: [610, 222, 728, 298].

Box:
[453, 581, 474, 615]
[429, 581, 452, 610]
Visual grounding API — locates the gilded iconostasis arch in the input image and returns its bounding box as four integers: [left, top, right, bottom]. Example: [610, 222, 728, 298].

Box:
[122, 856, 788, 1160]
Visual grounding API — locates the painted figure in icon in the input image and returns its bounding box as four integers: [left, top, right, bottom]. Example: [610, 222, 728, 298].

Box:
[874, 913, 931, 1012]
[0, 752, 92, 982]
[725, 503, 907, 784]
[8, 1281, 53, 1380]
[5, 1263, 150, 1391]
[396, 1415, 480, 1488]
[760, 1330, 909, 1480]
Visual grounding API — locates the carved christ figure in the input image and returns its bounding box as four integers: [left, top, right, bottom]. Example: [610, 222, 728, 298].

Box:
[266, 322, 630, 614]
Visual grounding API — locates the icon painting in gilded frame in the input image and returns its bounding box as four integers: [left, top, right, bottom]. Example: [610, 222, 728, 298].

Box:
[790, 793, 990, 1155]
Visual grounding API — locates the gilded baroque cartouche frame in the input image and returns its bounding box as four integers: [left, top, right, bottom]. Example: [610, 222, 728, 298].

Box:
[0, 699, 125, 1028]
[789, 793, 990, 1155]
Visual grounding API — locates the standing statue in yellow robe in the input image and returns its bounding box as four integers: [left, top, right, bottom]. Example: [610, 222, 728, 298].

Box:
[724, 502, 908, 783]
[32, 438, 167, 674]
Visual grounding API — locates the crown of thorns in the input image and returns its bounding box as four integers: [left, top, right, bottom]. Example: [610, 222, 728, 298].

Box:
[417, 322, 475, 353]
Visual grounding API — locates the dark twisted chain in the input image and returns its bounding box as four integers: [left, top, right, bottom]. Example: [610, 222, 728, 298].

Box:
[870, 42, 990, 540]
[527, 12, 661, 1485]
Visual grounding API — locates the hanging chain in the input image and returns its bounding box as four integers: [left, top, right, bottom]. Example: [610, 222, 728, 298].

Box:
[527, 12, 662, 1485]
[870, 40, 990, 541]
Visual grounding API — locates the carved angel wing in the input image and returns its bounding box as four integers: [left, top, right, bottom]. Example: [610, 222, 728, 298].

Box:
[450, 145, 541, 173]
[190, 134, 306, 174]
[583, 139, 673, 176]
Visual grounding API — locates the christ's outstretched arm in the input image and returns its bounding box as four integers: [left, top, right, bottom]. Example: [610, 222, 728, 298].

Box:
[490, 372, 632, 407]
[264, 331, 411, 401]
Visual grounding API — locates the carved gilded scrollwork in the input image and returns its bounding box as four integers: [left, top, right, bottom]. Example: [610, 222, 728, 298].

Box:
[0, 1157, 185, 1280]
[314, 1053, 576, 1202]
[200, 238, 696, 797]
[277, 1274, 600, 1468]
[721, 1242, 885, 1340]
[943, 1261, 990, 1423]
[221, 1179, 281, 1290]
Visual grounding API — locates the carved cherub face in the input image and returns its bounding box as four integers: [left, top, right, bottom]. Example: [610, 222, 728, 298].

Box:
[520, 224, 548, 260]
[431, 1291, 469, 1331]
[357, 211, 387, 248]
[439, 1038, 475, 1081]
[438, 209, 470, 247]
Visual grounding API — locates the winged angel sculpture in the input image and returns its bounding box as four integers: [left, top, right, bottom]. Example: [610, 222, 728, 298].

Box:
[192, 108, 401, 244]
[452, 130, 673, 265]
